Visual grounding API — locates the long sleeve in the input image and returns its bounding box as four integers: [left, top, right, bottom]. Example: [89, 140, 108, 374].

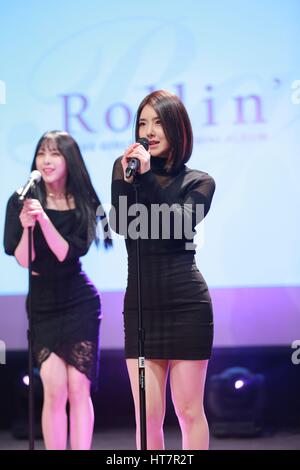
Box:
[110, 156, 216, 252]
[137, 168, 216, 241]
[139, 170, 215, 217]
[3, 193, 23, 256]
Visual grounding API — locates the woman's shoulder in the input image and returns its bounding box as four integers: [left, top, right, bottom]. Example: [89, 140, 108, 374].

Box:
[112, 155, 124, 179]
[184, 167, 216, 188]
[6, 191, 22, 210]
[113, 155, 123, 167]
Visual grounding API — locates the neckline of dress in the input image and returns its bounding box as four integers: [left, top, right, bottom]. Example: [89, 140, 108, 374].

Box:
[45, 208, 76, 212]
[150, 156, 185, 176]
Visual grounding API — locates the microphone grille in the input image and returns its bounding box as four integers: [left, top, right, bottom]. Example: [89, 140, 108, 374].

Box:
[137, 138, 149, 151]
[31, 170, 42, 182]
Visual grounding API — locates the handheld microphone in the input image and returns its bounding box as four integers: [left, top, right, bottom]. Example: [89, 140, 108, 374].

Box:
[18, 170, 42, 201]
[125, 138, 149, 179]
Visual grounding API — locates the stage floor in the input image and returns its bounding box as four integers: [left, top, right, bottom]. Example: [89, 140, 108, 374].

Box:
[0, 427, 299, 450]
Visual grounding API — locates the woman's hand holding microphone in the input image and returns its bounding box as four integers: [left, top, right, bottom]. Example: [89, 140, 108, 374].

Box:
[121, 140, 150, 183]
[19, 199, 48, 229]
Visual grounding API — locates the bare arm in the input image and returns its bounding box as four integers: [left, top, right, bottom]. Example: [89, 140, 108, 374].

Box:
[27, 199, 69, 262]
[16, 198, 69, 265]
[14, 227, 36, 267]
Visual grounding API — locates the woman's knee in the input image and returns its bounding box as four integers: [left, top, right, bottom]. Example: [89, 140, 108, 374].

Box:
[133, 394, 165, 431]
[39, 355, 68, 405]
[175, 401, 205, 427]
[40, 370, 68, 405]
[145, 401, 165, 430]
[68, 368, 91, 404]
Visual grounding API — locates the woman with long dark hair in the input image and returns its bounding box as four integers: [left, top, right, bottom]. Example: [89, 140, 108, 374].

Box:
[4, 130, 111, 450]
[111, 90, 215, 450]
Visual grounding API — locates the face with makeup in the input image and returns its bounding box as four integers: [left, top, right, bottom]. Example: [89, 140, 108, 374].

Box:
[35, 139, 67, 189]
[138, 104, 170, 158]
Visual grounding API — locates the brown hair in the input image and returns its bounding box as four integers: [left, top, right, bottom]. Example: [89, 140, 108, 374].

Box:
[135, 90, 193, 172]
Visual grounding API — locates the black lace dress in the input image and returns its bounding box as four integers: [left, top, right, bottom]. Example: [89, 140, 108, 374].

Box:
[4, 193, 101, 382]
[111, 156, 216, 360]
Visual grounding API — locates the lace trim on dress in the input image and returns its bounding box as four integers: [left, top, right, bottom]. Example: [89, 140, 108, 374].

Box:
[36, 341, 97, 381]
[37, 347, 51, 365]
[69, 340, 96, 378]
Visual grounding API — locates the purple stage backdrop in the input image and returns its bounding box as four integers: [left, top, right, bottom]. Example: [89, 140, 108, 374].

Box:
[1, 287, 299, 351]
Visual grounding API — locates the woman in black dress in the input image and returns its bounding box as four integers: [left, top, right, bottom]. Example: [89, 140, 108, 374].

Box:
[4, 131, 111, 450]
[111, 90, 215, 450]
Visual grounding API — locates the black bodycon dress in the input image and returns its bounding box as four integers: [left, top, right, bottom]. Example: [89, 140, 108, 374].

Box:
[4, 193, 101, 382]
[111, 156, 216, 360]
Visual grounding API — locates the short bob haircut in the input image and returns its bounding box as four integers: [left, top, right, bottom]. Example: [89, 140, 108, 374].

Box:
[134, 90, 193, 173]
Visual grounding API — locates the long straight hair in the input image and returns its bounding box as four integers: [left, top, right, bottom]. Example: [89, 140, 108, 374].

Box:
[31, 130, 112, 248]
[134, 90, 193, 173]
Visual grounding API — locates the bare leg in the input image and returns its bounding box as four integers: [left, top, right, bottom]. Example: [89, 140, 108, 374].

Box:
[68, 365, 94, 450]
[39, 353, 68, 450]
[126, 358, 169, 450]
[170, 360, 209, 450]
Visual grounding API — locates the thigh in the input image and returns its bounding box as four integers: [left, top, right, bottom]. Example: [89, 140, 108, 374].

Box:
[126, 359, 169, 414]
[169, 360, 208, 408]
[67, 364, 91, 395]
[40, 352, 68, 389]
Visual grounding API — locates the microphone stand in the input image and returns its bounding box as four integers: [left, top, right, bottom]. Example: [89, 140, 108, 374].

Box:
[20, 189, 36, 450]
[132, 175, 147, 451]
[28, 223, 35, 450]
